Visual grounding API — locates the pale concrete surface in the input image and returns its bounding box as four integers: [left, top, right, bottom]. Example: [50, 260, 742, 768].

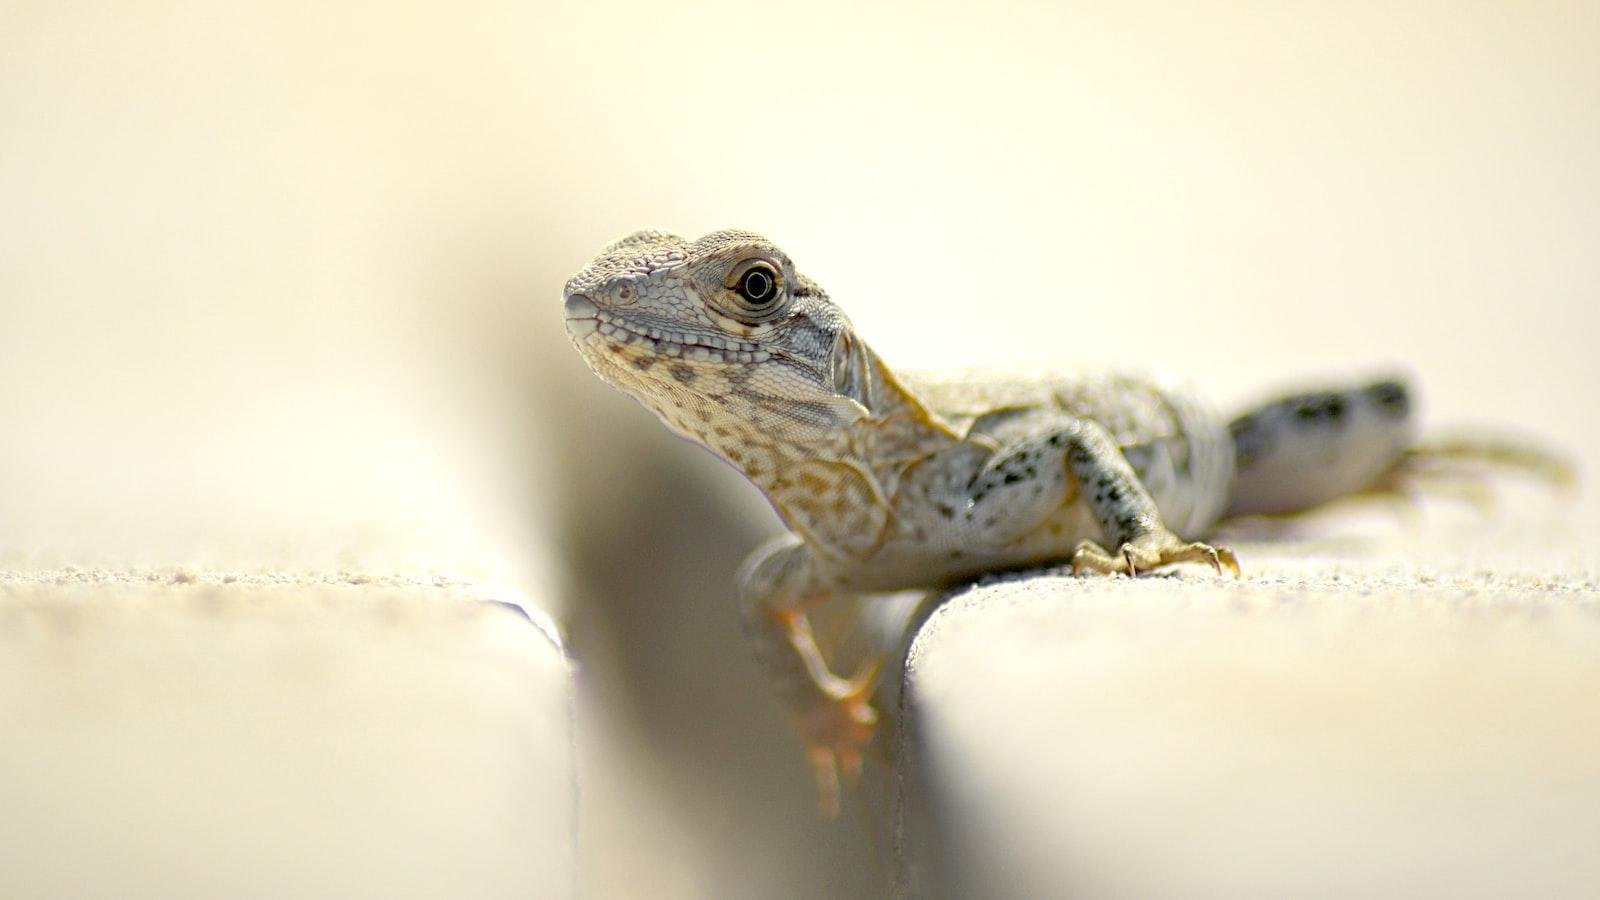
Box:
[0, 570, 573, 900]
[5, 4, 1597, 898]
[896, 516, 1600, 899]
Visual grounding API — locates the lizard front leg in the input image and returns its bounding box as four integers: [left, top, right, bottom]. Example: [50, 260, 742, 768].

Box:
[1062, 420, 1240, 576]
[736, 536, 881, 817]
[958, 418, 1240, 577]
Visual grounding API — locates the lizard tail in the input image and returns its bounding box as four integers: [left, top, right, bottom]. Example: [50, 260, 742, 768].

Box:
[1224, 379, 1577, 518]
[1224, 379, 1419, 517]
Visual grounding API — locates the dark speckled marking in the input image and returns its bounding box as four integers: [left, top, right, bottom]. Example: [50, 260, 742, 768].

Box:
[1230, 413, 1273, 469]
[670, 364, 698, 384]
[1366, 380, 1411, 418]
[1293, 392, 1346, 424]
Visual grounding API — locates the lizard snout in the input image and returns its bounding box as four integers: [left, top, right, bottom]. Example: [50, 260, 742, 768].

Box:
[563, 293, 599, 336]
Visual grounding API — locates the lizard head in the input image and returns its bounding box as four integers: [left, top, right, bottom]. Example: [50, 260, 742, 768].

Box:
[563, 229, 877, 445]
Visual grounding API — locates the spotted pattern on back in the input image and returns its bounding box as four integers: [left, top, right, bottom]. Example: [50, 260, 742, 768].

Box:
[563, 230, 1236, 576]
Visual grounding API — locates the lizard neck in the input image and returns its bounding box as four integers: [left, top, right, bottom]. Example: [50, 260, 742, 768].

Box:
[741, 337, 956, 481]
[838, 338, 960, 470]
[721, 337, 959, 563]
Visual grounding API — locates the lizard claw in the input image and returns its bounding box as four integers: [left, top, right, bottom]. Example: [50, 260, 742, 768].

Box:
[796, 657, 881, 818]
[1073, 532, 1241, 578]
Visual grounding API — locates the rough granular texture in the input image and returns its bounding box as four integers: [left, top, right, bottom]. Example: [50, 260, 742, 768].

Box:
[0, 570, 572, 900]
[897, 524, 1600, 899]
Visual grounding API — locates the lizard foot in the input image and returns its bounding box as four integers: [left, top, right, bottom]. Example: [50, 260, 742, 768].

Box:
[1072, 531, 1241, 578]
[1367, 436, 1578, 514]
[795, 657, 881, 818]
[1404, 435, 1577, 490]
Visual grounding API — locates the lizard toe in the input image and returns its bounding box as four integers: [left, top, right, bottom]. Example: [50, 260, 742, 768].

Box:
[795, 657, 881, 818]
[1107, 531, 1243, 579]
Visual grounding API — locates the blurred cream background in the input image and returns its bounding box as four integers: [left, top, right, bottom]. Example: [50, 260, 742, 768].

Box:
[2, 1, 1597, 897]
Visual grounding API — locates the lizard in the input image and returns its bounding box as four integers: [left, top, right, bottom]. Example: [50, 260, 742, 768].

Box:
[562, 228, 1572, 816]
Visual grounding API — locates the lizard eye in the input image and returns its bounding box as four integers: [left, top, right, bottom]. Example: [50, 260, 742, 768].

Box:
[736, 263, 779, 307]
[720, 259, 789, 323]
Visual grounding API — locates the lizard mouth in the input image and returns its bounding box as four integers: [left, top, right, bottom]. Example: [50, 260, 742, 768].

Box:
[564, 293, 771, 363]
[563, 293, 602, 337]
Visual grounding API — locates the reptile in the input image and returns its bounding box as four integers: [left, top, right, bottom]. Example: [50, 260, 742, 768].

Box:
[562, 228, 1572, 816]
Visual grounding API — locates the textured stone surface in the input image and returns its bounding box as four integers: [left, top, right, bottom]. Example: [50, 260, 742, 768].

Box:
[0, 570, 572, 900]
[896, 521, 1600, 899]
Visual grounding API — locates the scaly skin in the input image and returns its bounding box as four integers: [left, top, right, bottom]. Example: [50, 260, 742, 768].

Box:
[561, 228, 1568, 815]
[563, 228, 1253, 814]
